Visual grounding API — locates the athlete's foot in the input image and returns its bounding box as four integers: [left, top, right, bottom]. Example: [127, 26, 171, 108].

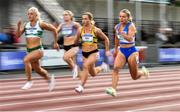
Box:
[21, 81, 33, 90]
[101, 62, 109, 72]
[142, 66, 149, 79]
[75, 85, 84, 93]
[106, 87, 117, 97]
[72, 65, 78, 79]
[48, 74, 55, 92]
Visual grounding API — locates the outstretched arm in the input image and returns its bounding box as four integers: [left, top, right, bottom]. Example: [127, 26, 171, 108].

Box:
[96, 28, 111, 56]
[74, 27, 81, 45]
[40, 21, 59, 50]
[57, 24, 62, 33]
[16, 20, 25, 37]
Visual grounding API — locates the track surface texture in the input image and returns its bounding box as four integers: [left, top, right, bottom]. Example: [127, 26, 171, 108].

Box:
[1, 66, 180, 111]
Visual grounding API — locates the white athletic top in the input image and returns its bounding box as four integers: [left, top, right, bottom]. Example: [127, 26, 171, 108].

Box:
[24, 21, 43, 38]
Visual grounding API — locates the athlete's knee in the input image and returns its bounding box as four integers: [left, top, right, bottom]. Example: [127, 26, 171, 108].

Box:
[34, 67, 47, 74]
[63, 55, 67, 60]
[23, 58, 30, 64]
[63, 55, 71, 61]
[83, 63, 89, 70]
[33, 66, 41, 72]
[113, 66, 120, 73]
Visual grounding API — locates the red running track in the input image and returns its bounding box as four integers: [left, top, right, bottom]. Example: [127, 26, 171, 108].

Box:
[0, 66, 180, 111]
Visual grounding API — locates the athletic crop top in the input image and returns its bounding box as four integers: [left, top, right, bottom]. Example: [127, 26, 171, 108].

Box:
[115, 22, 135, 45]
[61, 22, 77, 37]
[80, 26, 98, 46]
[25, 21, 43, 38]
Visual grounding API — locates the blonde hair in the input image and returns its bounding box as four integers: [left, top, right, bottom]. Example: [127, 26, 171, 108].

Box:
[82, 12, 95, 25]
[63, 10, 74, 21]
[120, 9, 132, 22]
[28, 7, 41, 20]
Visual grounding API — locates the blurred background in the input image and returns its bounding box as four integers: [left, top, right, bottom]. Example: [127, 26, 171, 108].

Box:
[0, 0, 180, 71]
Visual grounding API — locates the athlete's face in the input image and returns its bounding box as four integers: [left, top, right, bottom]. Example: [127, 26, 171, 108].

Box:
[82, 15, 91, 26]
[27, 11, 36, 22]
[63, 13, 71, 21]
[119, 12, 128, 24]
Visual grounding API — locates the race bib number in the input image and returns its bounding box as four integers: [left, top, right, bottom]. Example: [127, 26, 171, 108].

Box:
[82, 34, 93, 42]
[117, 34, 126, 41]
[62, 28, 72, 35]
[26, 28, 38, 34]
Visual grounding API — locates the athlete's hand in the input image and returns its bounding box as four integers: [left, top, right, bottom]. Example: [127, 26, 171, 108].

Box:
[53, 42, 59, 51]
[120, 31, 126, 37]
[17, 19, 22, 28]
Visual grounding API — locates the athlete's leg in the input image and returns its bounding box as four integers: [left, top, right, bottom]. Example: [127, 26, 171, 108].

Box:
[106, 52, 126, 96]
[23, 50, 43, 81]
[63, 47, 79, 69]
[22, 50, 43, 89]
[31, 60, 49, 80]
[128, 52, 149, 80]
[80, 53, 98, 86]
[112, 52, 126, 90]
[63, 47, 79, 78]
[31, 58, 55, 91]
[127, 52, 141, 80]
[75, 52, 98, 93]
[88, 53, 103, 77]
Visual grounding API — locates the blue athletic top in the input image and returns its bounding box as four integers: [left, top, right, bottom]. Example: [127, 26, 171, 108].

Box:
[115, 22, 135, 45]
[61, 22, 77, 38]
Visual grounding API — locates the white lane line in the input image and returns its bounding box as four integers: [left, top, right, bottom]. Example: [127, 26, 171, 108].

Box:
[0, 67, 179, 81]
[131, 103, 180, 112]
[1, 75, 180, 96]
[1, 83, 180, 103]
[0, 72, 113, 81]
[1, 71, 180, 89]
[0, 78, 180, 97]
[41, 93, 180, 111]
[0, 84, 180, 107]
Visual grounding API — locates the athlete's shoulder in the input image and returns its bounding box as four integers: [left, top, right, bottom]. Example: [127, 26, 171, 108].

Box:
[73, 21, 81, 28]
[78, 26, 83, 32]
[114, 23, 120, 30]
[24, 22, 29, 27]
[94, 26, 101, 33]
[129, 22, 136, 29]
[129, 22, 135, 26]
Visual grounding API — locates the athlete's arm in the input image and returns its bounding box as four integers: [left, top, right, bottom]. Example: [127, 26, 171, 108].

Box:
[74, 27, 81, 45]
[114, 25, 119, 58]
[120, 23, 136, 42]
[96, 28, 110, 51]
[16, 20, 25, 37]
[74, 22, 81, 29]
[40, 21, 59, 50]
[96, 28, 111, 56]
[57, 24, 62, 33]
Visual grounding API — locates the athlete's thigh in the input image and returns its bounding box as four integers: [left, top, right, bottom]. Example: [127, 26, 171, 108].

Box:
[88, 60, 96, 74]
[127, 52, 139, 75]
[31, 60, 41, 70]
[24, 50, 43, 62]
[114, 52, 126, 69]
[64, 47, 79, 58]
[85, 52, 98, 65]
